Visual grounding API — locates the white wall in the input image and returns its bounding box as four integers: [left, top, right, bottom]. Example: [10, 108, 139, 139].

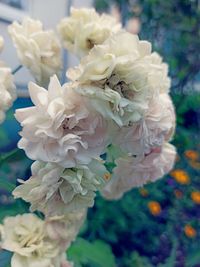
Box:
[72, 0, 93, 8]
[28, 0, 68, 29]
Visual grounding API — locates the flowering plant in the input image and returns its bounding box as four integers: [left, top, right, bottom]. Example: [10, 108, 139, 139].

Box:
[0, 7, 176, 267]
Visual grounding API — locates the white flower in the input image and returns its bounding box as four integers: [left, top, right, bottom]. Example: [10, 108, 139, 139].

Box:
[67, 32, 171, 126]
[71, 82, 144, 127]
[101, 143, 176, 199]
[15, 75, 108, 167]
[113, 93, 176, 156]
[0, 62, 16, 124]
[0, 35, 4, 52]
[13, 159, 109, 215]
[0, 213, 66, 267]
[57, 8, 121, 58]
[8, 18, 62, 87]
[45, 211, 86, 249]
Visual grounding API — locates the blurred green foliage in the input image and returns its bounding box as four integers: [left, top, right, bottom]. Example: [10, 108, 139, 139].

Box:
[92, 0, 200, 266]
[78, 141, 200, 266]
[68, 238, 116, 267]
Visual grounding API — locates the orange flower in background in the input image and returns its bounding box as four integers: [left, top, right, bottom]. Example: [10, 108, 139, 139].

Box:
[189, 160, 200, 170]
[191, 191, 200, 204]
[148, 201, 161, 216]
[175, 153, 180, 162]
[139, 188, 149, 197]
[184, 225, 196, 238]
[170, 169, 190, 184]
[184, 150, 199, 161]
[174, 189, 183, 199]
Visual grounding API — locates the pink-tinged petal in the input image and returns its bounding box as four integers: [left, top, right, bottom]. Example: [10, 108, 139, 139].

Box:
[48, 75, 63, 100]
[16, 78, 109, 168]
[28, 82, 48, 106]
[114, 94, 175, 156]
[102, 143, 176, 200]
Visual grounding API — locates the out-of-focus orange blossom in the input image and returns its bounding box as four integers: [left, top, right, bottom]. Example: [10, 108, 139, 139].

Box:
[170, 169, 190, 184]
[189, 160, 200, 170]
[148, 201, 161, 216]
[174, 189, 183, 199]
[184, 225, 196, 238]
[139, 188, 149, 197]
[184, 150, 199, 161]
[175, 153, 180, 162]
[191, 191, 200, 204]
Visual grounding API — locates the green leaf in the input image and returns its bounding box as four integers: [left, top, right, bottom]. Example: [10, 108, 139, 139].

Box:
[129, 252, 153, 267]
[68, 238, 116, 267]
[186, 249, 200, 267]
[0, 149, 26, 167]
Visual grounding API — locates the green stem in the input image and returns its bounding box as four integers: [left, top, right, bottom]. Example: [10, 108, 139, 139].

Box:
[0, 178, 15, 192]
[0, 149, 21, 167]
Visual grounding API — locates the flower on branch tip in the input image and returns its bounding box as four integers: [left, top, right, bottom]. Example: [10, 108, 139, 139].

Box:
[57, 7, 121, 58]
[13, 159, 108, 216]
[101, 142, 176, 200]
[113, 93, 175, 157]
[0, 213, 71, 267]
[15, 75, 109, 168]
[8, 18, 62, 87]
[0, 61, 16, 124]
[0, 35, 4, 52]
[67, 31, 171, 127]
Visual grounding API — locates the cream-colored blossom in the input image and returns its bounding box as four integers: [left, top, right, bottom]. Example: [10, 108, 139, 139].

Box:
[67, 32, 171, 126]
[113, 93, 176, 156]
[15, 75, 108, 167]
[102, 143, 176, 199]
[0, 36, 4, 52]
[0, 62, 16, 123]
[45, 211, 86, 249]
[0, 213, 66, 267]
[13, 160, 108, 215]
[8, 18, 62, 87]
[57, 7, 121, 58]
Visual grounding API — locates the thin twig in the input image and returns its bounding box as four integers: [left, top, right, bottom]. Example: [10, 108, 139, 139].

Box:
[12, 65, 23, 75]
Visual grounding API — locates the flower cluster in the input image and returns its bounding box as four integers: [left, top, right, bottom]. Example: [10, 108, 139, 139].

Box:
[13, 160, 107, 216]
[0, 214, 73, 267]
[15, 76, 108, 168]
[57, 8, 121, 58]
[0, 36, 16, 124]
[1, 7, 176, 267]
[8, 18, 62, 87]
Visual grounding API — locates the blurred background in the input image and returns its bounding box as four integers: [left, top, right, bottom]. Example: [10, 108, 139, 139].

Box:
[0, 0, 200, 266]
